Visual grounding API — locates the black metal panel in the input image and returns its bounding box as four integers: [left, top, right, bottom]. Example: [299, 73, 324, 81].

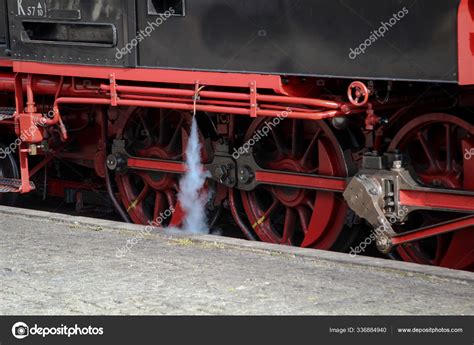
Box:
[7, 0, 135, 67]
[137, 0, 461, 83]
[0, 1, 6, 44]
[0, 0, 9, 56]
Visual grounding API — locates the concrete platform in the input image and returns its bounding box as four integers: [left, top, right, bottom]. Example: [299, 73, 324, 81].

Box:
[0, 205, 473, 315]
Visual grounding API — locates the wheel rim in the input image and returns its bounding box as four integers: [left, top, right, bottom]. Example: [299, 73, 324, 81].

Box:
[389, 113, 474, 271]
[238, 118, 349, 249]
[115, 109, 192, 226]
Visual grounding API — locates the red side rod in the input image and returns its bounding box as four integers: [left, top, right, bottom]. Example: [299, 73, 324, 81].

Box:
[391, 216, 474, 246]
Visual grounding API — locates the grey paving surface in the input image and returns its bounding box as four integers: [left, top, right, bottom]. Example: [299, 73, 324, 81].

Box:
[0, 206, 473, 315]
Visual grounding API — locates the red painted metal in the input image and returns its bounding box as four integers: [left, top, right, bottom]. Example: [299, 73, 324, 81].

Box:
[92, 153, 474, 216]
[255, 171, 346, 192]
[389, 113, 474, 270]
[12, 73, 33, 194]
[348, 81, 370, 106]
[29, 147, 66, 178]
[118, 157, 474, 213]
[0, 73, 100, 97]
[12, 61, 289, 94]
[101, 84, 347, 110]
[436, 229, 474, 270]
[391, 216, 474, 246]
[458, 0, 474, 85]
[128, 156, 347, 192]
[258, 94, 343, 110]
[13, 74, 23, 137]
[119, 93, 253, 108]
[53, 95, 345, 121]
[127, 158, 186, 174]
[169, 202, 185, 228]
[18, 145, 32, 193]
[0, 71, 342, 124]
[0, 66, 356, 127]
[463, 139, 474, 190]
[400, 190, 474, 212]
[238, 118, 349, 249]
[46, 179, 104, 198]
[114, 109, 190, 226]
[109, 74, 118, 107]
[25, 75, 37, 113]
[249, 82, 258, 118]
[0, 58, 13, 67]
[18, 114, 43, 143]
[98, 82, 353, 120]
[302, 138, 349, 249]
[24, 76, 68, 141]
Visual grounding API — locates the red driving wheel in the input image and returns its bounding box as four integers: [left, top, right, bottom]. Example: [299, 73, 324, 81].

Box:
[235, 117, 351, 249]
[115, 108, 206, 226]
[389, 113, 474, 271]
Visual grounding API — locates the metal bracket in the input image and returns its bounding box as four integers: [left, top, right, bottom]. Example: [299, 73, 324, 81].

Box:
[344, 153, 474, 253]
[107, 140, 128, 173]
[109, 73, 118, 107]
[204, 140, 237, 188]
[249, 81, 257, 118]
[344, 174, 396, 233]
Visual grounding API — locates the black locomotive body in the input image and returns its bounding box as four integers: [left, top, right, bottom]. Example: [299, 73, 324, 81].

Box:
[2, 0, 462, 82]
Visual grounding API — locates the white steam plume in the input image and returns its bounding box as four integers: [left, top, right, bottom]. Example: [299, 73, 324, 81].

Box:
[177, 116, 209, 233]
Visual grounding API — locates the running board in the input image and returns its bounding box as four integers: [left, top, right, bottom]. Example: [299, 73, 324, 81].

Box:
[0, 178, 35, 193]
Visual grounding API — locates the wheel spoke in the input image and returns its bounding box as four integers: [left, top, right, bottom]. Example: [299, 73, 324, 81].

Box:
[291, 119, 303, 158]
[265, 197, 280, 217]
[417, 130, 440, 171]
[166, 115, 184, 152]
[158, 111, 167, 145]
[296, 205, 310, 234]
[127, 183, 150, 213]
[271, 125, 286, 156]
[138, 111, 155, 147]
[282, 208, 296, 243]
[138, 112, 149, 134]
[445, 124, 453, 172]
[301, 128, 321, 165]
[153, 191, 167, 222]
[164, 188, 177, 208]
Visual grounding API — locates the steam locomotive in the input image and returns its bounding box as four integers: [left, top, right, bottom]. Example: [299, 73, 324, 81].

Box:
[0, 0, 473, 271]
